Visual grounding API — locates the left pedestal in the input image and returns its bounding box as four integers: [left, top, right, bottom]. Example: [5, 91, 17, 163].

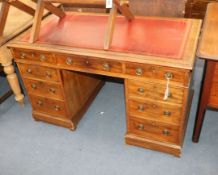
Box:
[17, 63, 104, 130]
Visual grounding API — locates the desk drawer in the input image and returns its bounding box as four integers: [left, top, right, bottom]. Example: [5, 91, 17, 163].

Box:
[24, 79, 64, 100]
[30, 95, 67, 118]
[128, 117, 179, 144]
[56, 54, 122, 74]
[13, 49, 56, 64]
[127, 80, 184, 104]
[128, 99, 182, 125]
[18, 64, 60, 82]
[125, 63, 190, 86]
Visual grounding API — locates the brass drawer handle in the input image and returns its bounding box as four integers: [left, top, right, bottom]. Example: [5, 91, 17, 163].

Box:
[37, 100, 43, 106]
[136, 68, 143, 76]
[138, 104, 145, 112]
[138, 87, 145, 93]
[150, 67, 156, 73]
[54, 105, 61, 111]
[40, 54, 46, 62]
[165, 72, 173, 79]
[20, 52, 26, 59]
[45, 71, 52, 78]
[137, 124, 144, 130]
[103, 63, 110, 71]
[49, 88, 56, 93]
[163, 111, 171, 116]
[31, 83, 37, 89]
[163, 129, 170, 136]
[66, 57, 73, 65]
[26, 68, 32, 73]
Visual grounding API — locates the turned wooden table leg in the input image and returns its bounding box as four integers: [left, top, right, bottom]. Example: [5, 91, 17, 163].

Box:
[2, 61, 24, 104]
[192, 60, 215, 142]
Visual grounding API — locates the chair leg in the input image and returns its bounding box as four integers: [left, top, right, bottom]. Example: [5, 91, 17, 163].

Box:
[29, 0, 45, 43]
[0, 1, 10, 37]
[104, 5, 117, 50]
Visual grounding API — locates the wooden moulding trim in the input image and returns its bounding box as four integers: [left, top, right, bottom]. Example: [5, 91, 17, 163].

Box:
[32, 111, 75, 130]
[125, 133, 181, 157]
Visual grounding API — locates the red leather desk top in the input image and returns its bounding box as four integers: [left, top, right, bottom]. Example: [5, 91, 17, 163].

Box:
[22, 13, 191, 59]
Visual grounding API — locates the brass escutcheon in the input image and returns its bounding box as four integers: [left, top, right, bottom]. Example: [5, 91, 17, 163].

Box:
[20, 52, 26, 59]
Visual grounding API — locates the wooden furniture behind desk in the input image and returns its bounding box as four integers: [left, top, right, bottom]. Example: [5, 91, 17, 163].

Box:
[185, 0, 218, 19]
[8, 13, 201, 156]
[193, 3, 218, 142]
[65, 0, 188, 17]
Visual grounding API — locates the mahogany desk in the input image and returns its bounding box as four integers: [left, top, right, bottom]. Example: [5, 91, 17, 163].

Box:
[8, 13, 201, 156]
[193, 3, 218, 142]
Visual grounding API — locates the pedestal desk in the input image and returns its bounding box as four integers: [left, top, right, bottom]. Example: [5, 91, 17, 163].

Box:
[8, 13, 201, 156]
[193, 3, 218, 142]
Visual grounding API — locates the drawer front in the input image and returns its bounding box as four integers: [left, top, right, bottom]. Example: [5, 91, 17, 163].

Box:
[128, 117, 179, 144]
[18, 64, 60, 82]
[13, 49, 56, 64]
[56, 54, 122, 74]
[128, 99, 182, 125]
[127, 80, 184, 104]
[24, 79, 64, 100]
[30, 95, 67, 118]
[125, 63, 190, 86]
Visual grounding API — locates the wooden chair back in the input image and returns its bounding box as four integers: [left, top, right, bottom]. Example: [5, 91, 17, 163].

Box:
[29, 0, 134, 50]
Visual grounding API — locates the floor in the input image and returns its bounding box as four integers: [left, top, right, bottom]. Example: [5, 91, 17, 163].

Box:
[0, 59, 218, 175]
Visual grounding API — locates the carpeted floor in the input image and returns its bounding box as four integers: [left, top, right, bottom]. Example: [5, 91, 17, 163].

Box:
[0, 59, 218, 175]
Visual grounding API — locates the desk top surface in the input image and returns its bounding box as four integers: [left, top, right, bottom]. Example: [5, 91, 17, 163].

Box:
[197, 3, 218, 60]
[9, 13, 202, 70]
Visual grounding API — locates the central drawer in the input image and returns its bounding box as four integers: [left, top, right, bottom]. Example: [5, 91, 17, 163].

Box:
[56, 54, 123, 74]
